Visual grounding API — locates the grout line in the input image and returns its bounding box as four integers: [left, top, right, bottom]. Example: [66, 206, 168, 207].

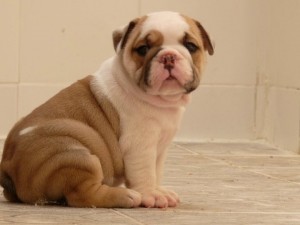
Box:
[111, 209, 145, 225]
[18, 82, 72, 86]
[174, 140, 298, 155]
[172, 143, 199, 155]
[204, 156, 300, 187]
[270, 85, 300, 92]
[203, 153, 300, 186]
[247, 169, 300, 187]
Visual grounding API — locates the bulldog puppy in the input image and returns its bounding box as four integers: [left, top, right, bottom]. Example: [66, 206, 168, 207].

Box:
[0, 11, 214, 208]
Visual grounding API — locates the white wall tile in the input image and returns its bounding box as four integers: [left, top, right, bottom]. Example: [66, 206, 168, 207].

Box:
[0, 85, 18, 138]
[176, 86, 256, 141]
[0, 0, 298, 146]
[274, 89, 300, 152]
[257, 0, 300, 151]
[265, 88, 300, 153]
[267, 1, 300, 89]
[0, 0, 19, 83]
[18, 83, 69, 118]
[20, 0, 139, 83]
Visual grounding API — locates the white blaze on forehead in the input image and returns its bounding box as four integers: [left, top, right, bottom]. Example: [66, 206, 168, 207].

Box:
[141, 11, 189, 45]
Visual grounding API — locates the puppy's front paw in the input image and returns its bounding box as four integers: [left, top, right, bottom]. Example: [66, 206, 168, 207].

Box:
[141, 188, 179, 208]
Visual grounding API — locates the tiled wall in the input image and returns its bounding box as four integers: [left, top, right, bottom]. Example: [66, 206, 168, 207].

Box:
[256, 0, 300, 152]
[0, 0, 299, 152]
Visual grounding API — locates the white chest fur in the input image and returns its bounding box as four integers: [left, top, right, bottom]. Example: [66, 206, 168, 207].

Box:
[92, 57, 185, 190]
[93, 57, 185, 152]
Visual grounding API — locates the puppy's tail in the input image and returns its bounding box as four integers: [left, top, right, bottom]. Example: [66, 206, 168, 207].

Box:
[0, 171, 20, 202]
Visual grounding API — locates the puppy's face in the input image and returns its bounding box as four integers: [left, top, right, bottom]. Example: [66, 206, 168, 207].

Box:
[113, 12, 214, 100]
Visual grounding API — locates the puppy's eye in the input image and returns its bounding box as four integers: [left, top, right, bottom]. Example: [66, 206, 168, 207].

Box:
[184, 42, 199, 53]
[135, 45, 149, 57]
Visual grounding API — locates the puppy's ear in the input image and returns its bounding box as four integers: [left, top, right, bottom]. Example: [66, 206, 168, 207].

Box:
[112, 27, 124, 51]
[194, 21, 215, 55]
[113, 18, 139, 52]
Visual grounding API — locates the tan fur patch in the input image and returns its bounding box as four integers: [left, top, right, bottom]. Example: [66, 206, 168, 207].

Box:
[0, 76, 125, 206]
[120, 16, 148, 51]
[180, 15, 214, 91]
[132, 30, 164, 72]
[182, 15, 214, 55]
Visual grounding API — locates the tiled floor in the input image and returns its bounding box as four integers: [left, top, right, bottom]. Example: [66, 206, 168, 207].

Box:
[1, 140, 300, 224]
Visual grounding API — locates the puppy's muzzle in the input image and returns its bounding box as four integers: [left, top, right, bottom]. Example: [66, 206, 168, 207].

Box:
[159, 53, 177, 72]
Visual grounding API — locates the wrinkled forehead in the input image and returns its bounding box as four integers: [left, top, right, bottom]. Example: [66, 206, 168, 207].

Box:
[140, 12, 190, 44]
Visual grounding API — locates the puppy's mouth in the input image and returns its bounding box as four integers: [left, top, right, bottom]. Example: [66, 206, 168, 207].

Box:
[166, 74, 176, 80]
[139, 50, 198, 95]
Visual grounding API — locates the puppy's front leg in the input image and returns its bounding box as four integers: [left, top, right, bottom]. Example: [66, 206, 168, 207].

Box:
[121, 136, 179, 208]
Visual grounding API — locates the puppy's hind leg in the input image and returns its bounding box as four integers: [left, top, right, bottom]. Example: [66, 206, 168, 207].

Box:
[66, 181, 142, 208]
[63, 155, 141, 208]
[18, 119, 141, 208]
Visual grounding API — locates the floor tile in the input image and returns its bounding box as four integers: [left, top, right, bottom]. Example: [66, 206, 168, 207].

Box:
[207, 155, 300, 168]
[116, 210, 300, 225]
[177, 142, 295, 156]
[0, 202, 139, 224]
[249, 167, 300, 184]
[1, 142, 300, 224]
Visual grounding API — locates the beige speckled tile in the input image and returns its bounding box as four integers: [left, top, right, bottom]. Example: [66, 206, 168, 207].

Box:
[206, 155, 300, 168]
[163, 144, 300, 215]
[0, 202, 140, 224]
[250, 167, 300, 183]
[116, 210, 300, 225]
[176, 142, 295, 156]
